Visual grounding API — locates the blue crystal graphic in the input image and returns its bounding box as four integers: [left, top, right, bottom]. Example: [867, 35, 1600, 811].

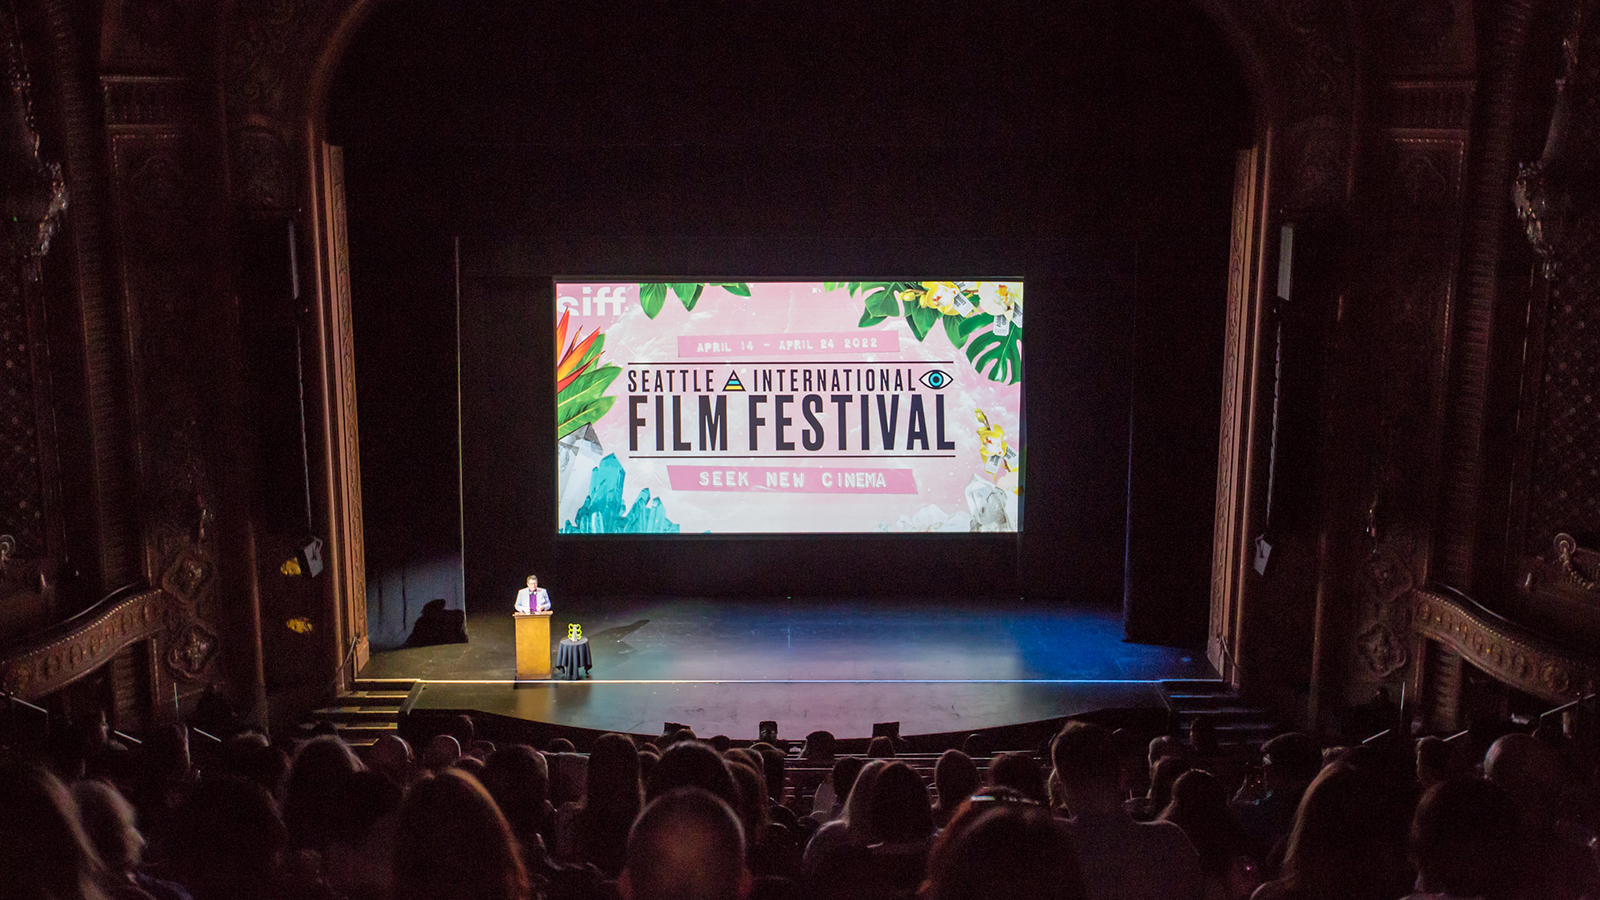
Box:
[561, 454, 681, 534]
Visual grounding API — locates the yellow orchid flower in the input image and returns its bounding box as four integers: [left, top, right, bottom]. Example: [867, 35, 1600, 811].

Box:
[976, 407, 1020, 486]
[898, 286, 929, 308]
[921, 281, 966, 316]
[976, 407, 1007, 459]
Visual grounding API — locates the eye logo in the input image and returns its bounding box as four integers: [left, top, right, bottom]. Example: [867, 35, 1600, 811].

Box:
[919, 370, 953, 389]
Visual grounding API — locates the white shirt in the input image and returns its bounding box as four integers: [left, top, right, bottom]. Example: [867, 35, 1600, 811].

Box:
[515, 587, 551, 614]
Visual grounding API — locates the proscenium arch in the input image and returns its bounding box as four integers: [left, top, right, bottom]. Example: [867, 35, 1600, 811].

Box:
[253, 0, 1344, 691]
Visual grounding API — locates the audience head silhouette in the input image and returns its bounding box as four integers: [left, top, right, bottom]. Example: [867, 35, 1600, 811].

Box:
[169, 775, 289, 900]
[0, 756, 110, 900]
[1409, 776, 1521, 900]
[393, 769, 530, 900]
[621, 787, 751, 900]
[1050, 722, 1121, 814]
[481, 743, 549, 839]
[934, 749, 980, 823]
[647, 739, 737, 805]
[987, 750, 1048, 804]
[870, 760, 935, 843]
[926, 800, 1087, 900]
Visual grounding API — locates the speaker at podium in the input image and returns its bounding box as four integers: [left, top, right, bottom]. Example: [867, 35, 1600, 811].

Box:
[513, 611, 553, 679]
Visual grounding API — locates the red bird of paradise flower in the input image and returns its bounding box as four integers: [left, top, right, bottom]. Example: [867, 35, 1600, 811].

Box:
[555, 310, 623, 440]
[557, 310, 604, 391]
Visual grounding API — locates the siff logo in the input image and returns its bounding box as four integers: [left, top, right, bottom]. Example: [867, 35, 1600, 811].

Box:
[557, 285, 629, 317]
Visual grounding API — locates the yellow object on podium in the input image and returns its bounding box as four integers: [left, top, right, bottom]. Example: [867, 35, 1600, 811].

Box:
[514, 612, 553, 679]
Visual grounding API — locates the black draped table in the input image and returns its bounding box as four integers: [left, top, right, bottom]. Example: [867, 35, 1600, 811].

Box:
[555, 637, 592, 680]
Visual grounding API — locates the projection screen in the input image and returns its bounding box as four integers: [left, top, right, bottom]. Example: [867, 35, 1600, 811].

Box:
[556, 280, 1023, 534]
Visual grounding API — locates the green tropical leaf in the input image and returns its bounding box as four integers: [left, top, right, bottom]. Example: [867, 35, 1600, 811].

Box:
[942, 312, 993, 350]
[557, 395, 616, 440]
[823, 282, 843, 292]
[907, 303, 939, 342]
[858, 308, 888, 328]
[847, 282, 862, 297]
[863, 285, 900, 318]
[670, 283, 705, 311]
[966, 332, 999, 364]
[556, 364, 621, 414]
[964, 325, 1023, 384]
[718, 283, 752, 297]
[640, 283, 668, 318]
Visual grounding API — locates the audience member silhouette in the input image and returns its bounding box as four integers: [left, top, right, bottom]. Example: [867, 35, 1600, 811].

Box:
[637, 747, 660, 785]
[932, 750, 980, 827]
[321, 770, 403, 900]
[279, 733, 363, 853]
[924, 799, 1088, 900]
[167, 775, 289, 900]
[986, 751, 1048, 804]
[866, 736, 896, 759]
[547, 750, 588, 807]
[1129, 754, 1192, 822]
[864, 760, 937, 894]
[1050, 721, 1203, 900]
[1250, 762, 1412, 900]
[647, 740, 737, 805]
[1149, 734, 1188, 767]
[0, 757, 113, 900]
[392, 769, 530, 900]
[751, 742, 788, 806]
[568, 732, 644, 877]
[803, 759, 889, 873]
[422, 734, 462, 771]
[869, 760, 935, 846]
[1483, 733, 1600, 900]
[453, 754, 486, 777]
[73, 778, 191, 900]
[620, 787, 752, 900]
[1232, 732, 1320, 870]
[1405, 776, 1521, 900]
[814, 756, 865, 822]
[1159, 769, 1258, 900]
[1413, 736, 1457, 793]
[365, 734, 414, 787]
[802, 731, 836, 763]
[482, 743, 553, 854]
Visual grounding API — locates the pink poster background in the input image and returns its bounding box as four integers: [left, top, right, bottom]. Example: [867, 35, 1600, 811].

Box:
[556, 281, 1022, 533]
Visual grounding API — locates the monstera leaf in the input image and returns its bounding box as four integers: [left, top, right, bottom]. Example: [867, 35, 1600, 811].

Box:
[849, 281, 1023, 384]
[964, 325, 1023, 384]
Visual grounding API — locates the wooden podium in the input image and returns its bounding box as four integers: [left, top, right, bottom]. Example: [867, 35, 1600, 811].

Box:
[513, 611, 553, 679]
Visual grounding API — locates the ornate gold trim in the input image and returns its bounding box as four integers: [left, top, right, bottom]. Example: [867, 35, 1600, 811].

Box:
[1413, 587, 1597, 704]
[0, 588, 170, 701]
[1553, 533, 1599, 592]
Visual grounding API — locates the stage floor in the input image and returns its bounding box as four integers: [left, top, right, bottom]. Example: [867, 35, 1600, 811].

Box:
[361, 597, 1216, 739]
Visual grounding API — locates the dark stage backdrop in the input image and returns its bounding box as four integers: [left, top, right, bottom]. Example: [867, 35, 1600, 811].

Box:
[334, 0, 1246, 644]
